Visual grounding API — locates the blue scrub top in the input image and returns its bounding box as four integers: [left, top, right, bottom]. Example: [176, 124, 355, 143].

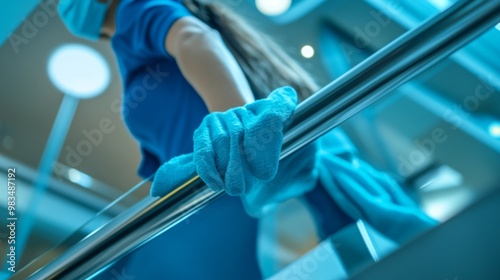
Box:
[110, 1, 261, 279]
[112, 0, 209, 178]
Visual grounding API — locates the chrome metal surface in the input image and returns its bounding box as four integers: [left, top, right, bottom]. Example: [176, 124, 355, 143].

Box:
[14, 1, 500, 279]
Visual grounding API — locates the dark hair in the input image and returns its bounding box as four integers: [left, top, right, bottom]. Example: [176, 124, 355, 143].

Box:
[182, 0, 319, 102]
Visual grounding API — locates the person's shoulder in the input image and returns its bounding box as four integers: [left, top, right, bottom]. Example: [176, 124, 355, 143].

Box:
[114, 0, 192, 59]
[116, 0, 189, 27]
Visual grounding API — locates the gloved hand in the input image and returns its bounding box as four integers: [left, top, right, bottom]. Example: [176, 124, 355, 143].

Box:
[151, 87, 316, 215]
[317, 149, 438, 244]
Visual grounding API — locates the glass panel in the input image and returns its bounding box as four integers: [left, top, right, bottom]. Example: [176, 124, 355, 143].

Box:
[366, 0, 500, 94]
[8, 177, 151, 278]
[0, 155, 148, 275]
[0, 0, 149, 276]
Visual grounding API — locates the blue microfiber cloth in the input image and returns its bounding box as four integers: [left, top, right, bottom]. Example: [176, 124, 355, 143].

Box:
[241, 141, 318, 217]
[316, 149, 438, 244]
[240, 128, 361, 217]
[151, 85, 437, 241]
[151, 86, 302, 205]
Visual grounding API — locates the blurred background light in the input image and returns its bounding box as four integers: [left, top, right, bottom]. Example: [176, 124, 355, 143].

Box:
[496, 23, 500, 31]
[68, 168, 94, 188]
[422, 187, 475, 221]
[415, 165, 463, 192]
[255, 0, 292, 16]
[48, 44, 110, 99]
[427, 0, 453, 11]
[301, 45, 315, 58]
[489, 122, 500, 138]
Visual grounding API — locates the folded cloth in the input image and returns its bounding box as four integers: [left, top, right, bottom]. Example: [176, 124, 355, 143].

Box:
[316, 149, 438, 244]
[151, 87, 306, 209]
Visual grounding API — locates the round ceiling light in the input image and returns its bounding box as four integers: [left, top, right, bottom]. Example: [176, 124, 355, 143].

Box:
[301, 45, 315, 58]
[48, 44, 110, 99]
[255, 0, 292, 16]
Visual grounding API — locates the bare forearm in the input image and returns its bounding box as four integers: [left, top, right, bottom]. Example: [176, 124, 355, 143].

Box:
[166, 17, 254, 112]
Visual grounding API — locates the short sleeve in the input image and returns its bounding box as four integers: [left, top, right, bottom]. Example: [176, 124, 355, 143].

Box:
[115, 0, 192, 59]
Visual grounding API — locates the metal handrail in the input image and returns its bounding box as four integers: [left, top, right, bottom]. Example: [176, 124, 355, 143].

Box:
[14, 1, 500, 279]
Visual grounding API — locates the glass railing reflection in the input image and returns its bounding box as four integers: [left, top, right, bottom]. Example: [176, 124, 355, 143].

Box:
[267, 220, 398, 280]
[268, 24, 500, 276]
[0, 153, 147, 276]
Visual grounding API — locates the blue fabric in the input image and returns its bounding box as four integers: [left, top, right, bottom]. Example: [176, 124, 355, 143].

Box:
[151, 87, 320, 216]
[316, 149, 438, 244]
[96, 195, 261, 280]
[303, 182, 354, 240]
[241, 140, 318, 217]
[300, 129, 358, 240]
[58, 0, 111, 40]
[150, 86, 296, 196]
[111, 0, 208, 178]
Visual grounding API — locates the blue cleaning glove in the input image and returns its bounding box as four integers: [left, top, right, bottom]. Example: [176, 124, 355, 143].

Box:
[316, 149, 438, 244]
[151, 86, 302, 202]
